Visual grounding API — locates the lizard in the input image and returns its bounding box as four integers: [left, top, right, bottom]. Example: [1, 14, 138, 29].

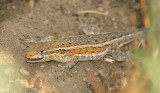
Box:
[26, 27, 145, 69]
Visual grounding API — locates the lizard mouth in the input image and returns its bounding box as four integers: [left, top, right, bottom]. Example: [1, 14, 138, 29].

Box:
[26, 58, 43, 62]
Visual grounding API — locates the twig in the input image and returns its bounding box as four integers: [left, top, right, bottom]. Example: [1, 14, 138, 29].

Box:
[77, 10, 108, 16]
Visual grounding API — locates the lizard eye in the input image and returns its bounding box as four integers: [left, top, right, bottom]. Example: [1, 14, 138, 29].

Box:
[40, 50, 44, 55]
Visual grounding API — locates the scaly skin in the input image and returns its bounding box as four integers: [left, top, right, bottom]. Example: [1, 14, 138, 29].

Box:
[26, 29, 145, 68]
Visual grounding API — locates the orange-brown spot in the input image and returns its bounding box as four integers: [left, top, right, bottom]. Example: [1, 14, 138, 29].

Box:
[94, 44, 112, 53]
[87, 46, 93, 54]
[55, 50, 61, 54]
[74, 42, 81, 46]
[50, 44, 59, 48]
[67, 49, 72, 53]
[74, 48, 80, 54]
[70, 42, 77, 46]
[91, 41, 99, 44]
[70, 49, 75, 54]
[62, 49, 67, 53]
[57, 44, 63, 47]
[64, 43, 71, 47]
[95, 46, 102, 53]
[80, 41, 88, 45]
[79, 47, 87, 54]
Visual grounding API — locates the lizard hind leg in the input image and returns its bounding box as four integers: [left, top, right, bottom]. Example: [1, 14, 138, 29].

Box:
[82, 24, 101, 35]
[22, 36, 56, 43]
[109, 45, 128, 62]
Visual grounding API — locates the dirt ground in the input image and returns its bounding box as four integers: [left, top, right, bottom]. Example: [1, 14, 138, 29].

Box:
[0, 0, 143, 93]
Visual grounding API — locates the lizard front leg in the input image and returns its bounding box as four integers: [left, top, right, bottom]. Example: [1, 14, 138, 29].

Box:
[65, 55, 79, 69]
[55, 54, 79, 69]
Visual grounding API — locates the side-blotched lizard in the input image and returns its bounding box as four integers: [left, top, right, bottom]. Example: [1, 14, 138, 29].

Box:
[26, 28, 145, 68]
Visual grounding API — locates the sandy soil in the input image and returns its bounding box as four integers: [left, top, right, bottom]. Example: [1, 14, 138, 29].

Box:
[0, 0, 143, 93]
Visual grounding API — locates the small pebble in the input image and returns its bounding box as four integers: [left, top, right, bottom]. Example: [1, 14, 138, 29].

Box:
[40, 64, 45, 67]
[83, 78, 87, 82]
[12, 6, 16, 9]
[44, 20, 49, 24]
[97, 7, 104, 11]
[20, 68, 30, 76]
[104, 11, 109, 15]
[28, 12, 34, 19]
[111, 17, 116, 21]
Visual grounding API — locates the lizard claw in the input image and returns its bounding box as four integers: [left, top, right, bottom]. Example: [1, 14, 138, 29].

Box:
[104, 58, 115, 63]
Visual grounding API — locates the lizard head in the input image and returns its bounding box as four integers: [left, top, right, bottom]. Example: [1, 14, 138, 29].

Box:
[26, 42, 51, 62]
